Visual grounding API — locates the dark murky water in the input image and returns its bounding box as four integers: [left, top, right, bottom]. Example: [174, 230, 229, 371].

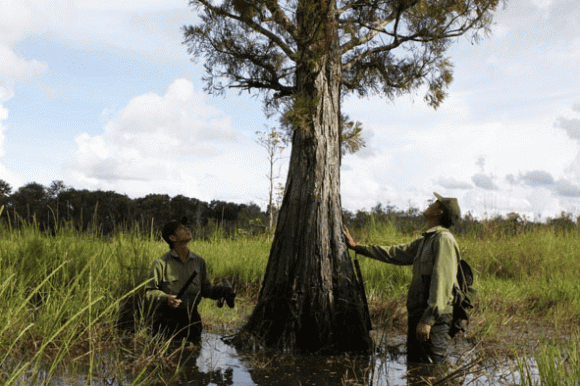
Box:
[170, 333, 408, 385]
[27, 333, 538, 385]
[155, 333, 537, 386]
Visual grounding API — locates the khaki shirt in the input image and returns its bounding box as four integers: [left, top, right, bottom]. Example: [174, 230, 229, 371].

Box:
[145, 250, 218, 313]
[354, 226, 460, 325]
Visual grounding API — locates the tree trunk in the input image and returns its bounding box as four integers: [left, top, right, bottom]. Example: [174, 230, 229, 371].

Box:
[242, 1, 372, 353]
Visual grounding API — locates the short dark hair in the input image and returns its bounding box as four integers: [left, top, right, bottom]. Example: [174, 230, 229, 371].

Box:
[162, 219, 185, 249]
[161, 220, 181, 249]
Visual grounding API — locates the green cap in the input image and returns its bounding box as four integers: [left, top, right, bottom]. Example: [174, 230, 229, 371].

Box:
[433, 192, 461, 223]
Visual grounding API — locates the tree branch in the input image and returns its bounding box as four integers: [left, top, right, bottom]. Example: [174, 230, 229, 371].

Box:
[338, 0, 419, 55]
[339, 17, 396, 55]
[191, 0, 297, 59]
[201, 33, 294, 95]
[341, 32, 421, 72]
[230, 80, 294, 96]
[260, 0, 298, 40]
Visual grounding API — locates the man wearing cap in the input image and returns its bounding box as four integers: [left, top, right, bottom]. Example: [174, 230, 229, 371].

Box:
[145, 218, 235, 342]
[344, 193, 461, 365]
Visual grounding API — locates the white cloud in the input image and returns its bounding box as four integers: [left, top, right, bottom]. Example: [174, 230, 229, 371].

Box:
[0, 98, 22, 187]
[43, 1, 197, 61]
[527, 188, 564, 220]
[436, 177, 472, 190]
[0, 45, 48, 86]
[0, 0, 53, 184]
[551, 37, 580, 63]
[0, 0, 51, 90]
[555, 103, 580, 185]
[0, 102, 8, 158]
[556, 116, 580, 140]
[461, 189, 532, 218]
[340, 86, 580, 218]
[530, 0, 553, 10]
[521, 170, 555, 187]
[554, 179, 580, 198]
[0, 0, 43, 45]
[545, 0, 580, 35]
[75, 0, 184, 11]
[107, 79, 237, 156]
[472, 173, 498, 191]
[0, 0, 77, 45]
[64, 79, 271, 203]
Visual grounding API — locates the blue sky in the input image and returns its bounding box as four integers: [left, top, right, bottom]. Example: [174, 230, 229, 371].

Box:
[1, 0, 580, 221]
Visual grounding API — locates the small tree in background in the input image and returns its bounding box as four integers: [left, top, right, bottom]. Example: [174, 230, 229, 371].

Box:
[256, 117, 365, 231]
[256, 126, 288, 230]
[0, 180, 12, 198]
[0, 180, 11, 217]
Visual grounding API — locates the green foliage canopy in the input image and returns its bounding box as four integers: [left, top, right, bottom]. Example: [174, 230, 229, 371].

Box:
[183, 0, 503, 110]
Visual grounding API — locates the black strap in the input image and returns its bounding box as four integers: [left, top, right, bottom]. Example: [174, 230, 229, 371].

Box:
[176, 271, 197, 299]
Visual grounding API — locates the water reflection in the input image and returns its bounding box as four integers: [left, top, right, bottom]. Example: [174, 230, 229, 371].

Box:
[175, 333, 538, 386]
[174, 333, 410, 386]
[24, 332, 537, 385]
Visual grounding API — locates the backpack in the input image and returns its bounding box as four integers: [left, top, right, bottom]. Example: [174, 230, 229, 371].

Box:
[449, 259, 477, 338]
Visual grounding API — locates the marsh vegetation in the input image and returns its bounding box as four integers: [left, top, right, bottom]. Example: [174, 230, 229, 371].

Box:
[1, 206, 579, 385]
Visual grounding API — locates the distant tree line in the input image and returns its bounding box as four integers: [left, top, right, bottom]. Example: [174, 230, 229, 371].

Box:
[0, 180, 266, 237]
[342, 201, 580, 238]
[1, 179, 578, 239]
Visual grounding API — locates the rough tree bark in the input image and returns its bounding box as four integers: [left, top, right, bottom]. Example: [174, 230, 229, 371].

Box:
[242, 1, 372, 353]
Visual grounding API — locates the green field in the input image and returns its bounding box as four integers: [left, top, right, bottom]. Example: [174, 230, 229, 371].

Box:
[1, 211, 579, 384]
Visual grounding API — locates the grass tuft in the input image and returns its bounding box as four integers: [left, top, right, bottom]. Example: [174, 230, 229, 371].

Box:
[1, 217, 580, 384]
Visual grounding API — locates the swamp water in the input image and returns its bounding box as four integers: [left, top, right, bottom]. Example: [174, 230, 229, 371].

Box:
[25, 333, 539, 385]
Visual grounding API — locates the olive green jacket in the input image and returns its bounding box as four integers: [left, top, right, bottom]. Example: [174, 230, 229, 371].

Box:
[353, 226, 460, 325]
[145, 250, 220, 313]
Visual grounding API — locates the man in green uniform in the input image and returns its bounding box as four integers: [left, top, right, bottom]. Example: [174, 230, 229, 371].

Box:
[344, 193, 461, 365]
[145, 218, 235, 342]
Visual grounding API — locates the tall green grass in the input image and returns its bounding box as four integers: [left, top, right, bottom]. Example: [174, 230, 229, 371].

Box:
[2, 212, 580, 385]
[459, 225, 580, 346]
[0, 217, 274, 384]
[350, 218, 580, 323]
[0, 220, 171, 384]
[515, 333, 580, 386]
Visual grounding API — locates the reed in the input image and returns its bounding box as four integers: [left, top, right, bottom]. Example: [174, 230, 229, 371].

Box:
[2, 214, 580, 385]
[514, 333, 580, 386]
[0, 221, 185, 385]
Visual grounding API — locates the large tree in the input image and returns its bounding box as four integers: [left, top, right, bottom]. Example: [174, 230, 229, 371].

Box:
[184, 0, 502, 352]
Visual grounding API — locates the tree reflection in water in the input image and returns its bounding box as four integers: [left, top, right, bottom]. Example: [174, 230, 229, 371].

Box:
[173, 333, 410, 386]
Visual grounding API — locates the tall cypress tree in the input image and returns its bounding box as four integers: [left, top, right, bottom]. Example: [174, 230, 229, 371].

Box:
[184, 0, 503, 352]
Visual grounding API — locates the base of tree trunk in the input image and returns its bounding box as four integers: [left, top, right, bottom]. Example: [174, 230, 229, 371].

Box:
[235, 277, 373, 354]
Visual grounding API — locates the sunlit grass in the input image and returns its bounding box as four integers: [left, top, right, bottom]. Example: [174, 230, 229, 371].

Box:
[1, 214, 580, 384]
[0, 222, 171, 385]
